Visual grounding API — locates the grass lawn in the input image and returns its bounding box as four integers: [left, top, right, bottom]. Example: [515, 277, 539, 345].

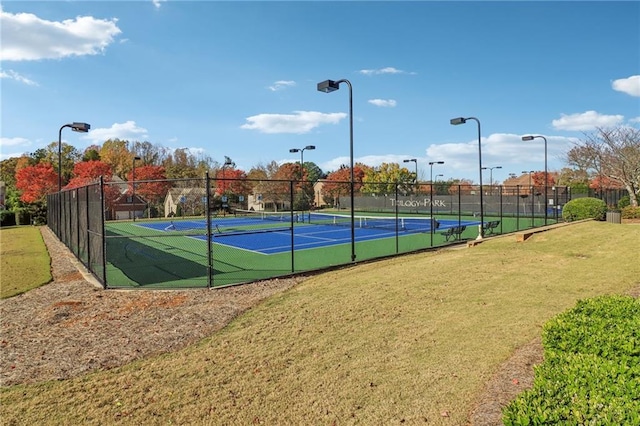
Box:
[0, 226, 51, 299]
[1, 221, 638, 424]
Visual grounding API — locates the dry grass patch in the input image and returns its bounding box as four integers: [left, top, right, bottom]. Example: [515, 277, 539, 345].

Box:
[1, 222, 639, 425]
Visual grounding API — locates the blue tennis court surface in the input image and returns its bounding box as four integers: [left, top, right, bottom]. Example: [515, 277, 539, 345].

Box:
[137, 214, 480, 255]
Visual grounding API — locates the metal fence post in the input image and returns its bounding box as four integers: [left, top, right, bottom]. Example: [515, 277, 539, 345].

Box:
[206, 172, 213, 289]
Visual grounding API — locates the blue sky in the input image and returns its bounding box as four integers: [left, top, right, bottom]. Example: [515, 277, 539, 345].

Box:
[1, 1, 639, 183]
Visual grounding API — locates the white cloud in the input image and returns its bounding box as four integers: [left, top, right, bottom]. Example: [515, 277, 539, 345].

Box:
[152, 0, 167, 9]
[552, 110, 624, 131]
[0, 69, 38, 86]
[629, 117, 640, 124]
[0, 137, 31, 160]
[267, 80, 296, 91]
[0, 9, 121, 61]
[612, 75, 640, 97]
[368, 99, 397, 108]
[358, 67, 416, 76]
[0, 136, 30, 148]
[240, 111, 346, 134]
[84, 121, 149, 144]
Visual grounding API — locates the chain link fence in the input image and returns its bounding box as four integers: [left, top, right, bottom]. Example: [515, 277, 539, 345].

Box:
[46, 176, 596, 290]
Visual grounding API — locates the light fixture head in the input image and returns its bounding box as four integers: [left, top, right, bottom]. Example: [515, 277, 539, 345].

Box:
[522, 135, 534, 141]
[305, 145, 316, 150]
[71, 122, 90, 132]
[450, 117, 466, 125]
[134, 156, 141, 161]
[317, 80, 339, 93]
[289, 148, 300, 153]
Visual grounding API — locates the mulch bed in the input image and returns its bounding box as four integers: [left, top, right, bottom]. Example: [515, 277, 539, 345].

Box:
[6, 226, 635, 424]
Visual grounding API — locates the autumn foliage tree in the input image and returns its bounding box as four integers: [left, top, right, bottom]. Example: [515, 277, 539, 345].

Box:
[322, 164, 369, 207]
[15, 163, 58, 203]
[126, 165, 172, 205]
[65, 160, 113, 189]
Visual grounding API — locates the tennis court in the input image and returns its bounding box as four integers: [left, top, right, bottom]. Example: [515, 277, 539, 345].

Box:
[136, 211, 479, 255]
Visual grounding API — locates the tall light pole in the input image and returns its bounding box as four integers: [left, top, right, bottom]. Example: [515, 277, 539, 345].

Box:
[522, 135, 548, 225]
[522, 170, 534, 189]
[427, 161, 444, 247]
[58, 122, 90, 192]
[221, 156, 234, 192]
[403, 158, 418, 182]
[318, 78, 356, 262]
[132, 156, 141, 221]
[450, 116, 484, 239]
[522, 170, 535, 227]
[289, 145, 316, 180]
[428, 161, 445, 184]
[481, 165, 502, 195]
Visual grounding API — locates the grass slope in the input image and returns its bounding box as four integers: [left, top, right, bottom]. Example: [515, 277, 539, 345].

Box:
[1, 221, 638, 424]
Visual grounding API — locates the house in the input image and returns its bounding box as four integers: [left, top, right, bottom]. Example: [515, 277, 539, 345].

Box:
[105, 176, 147, 220]
[164, 187, 207, 217]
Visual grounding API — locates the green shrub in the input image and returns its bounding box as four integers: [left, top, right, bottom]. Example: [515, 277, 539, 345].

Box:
[621, 206, 640, 219]
[14, 208, 31, 225]
[29, 202, 47, 226]
[0, 210, 16, 227]
[617, 195, 631, 209]
[562, 197, 607, 221]
[503, 295, 640, 426]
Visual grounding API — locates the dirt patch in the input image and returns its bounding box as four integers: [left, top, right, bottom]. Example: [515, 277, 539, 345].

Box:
[0, 226, 304, 387]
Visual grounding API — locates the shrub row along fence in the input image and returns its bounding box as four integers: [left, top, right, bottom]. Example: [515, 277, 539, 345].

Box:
[47, 176, 585, 289]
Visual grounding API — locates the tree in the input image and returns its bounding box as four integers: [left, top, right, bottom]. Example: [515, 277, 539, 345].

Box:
[566, 127, 640, 207]
[322, 164, 369, 207]
[15, 163, 58, 203]
[65, 160, 113, 189]
[448, 178, 475, 195]
[0, 157, 19, 188]
[125, 165, 173, 216]
[163, 148, 202, 179]
[82, 145, 101, 161]
[37, 142, 81, 186]
[361, 162, 414, 196]
[99, 139, 132, 179]
[214, 168, 251, 197]
[303, 161, 324, 182]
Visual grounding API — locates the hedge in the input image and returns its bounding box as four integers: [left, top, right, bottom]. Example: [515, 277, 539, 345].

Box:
[562, 197, 607, 222]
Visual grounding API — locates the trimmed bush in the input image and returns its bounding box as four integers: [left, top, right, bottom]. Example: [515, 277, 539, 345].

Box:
[14, 208, 31, 225]
[562, 197, 607, 221]
[621, 206, 640, 219]
[0, 210, 16, 227]
[503, 295, 640, 426]
[617, 195, 631, 209]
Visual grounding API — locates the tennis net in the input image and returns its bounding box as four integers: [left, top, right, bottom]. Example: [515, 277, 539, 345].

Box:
[305, 212, 439, 232]
[234, 209, 302, 222]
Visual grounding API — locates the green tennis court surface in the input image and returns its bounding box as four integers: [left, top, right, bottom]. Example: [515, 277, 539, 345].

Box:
[104, 212, 550, 289]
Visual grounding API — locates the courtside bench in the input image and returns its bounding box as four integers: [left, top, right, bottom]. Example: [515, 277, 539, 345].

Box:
[482, 220, 500, 235]
[440, 225, 466, 242]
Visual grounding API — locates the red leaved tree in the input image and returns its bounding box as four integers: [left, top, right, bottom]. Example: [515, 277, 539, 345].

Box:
[65, 160, 121, 212]
[15, 163, 58, 203]
[126, 165, 172, 205]
[214, 168, 251, 196]
[322, 164, 368, 207]
[65, 160, 113, 189]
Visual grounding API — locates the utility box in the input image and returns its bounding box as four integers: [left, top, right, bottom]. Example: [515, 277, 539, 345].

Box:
[606, 211, 622, 224]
